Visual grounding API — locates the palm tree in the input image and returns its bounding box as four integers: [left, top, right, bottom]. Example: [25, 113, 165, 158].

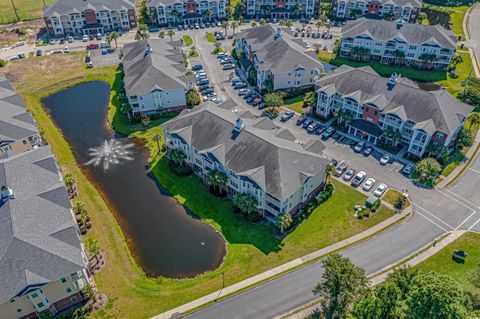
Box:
[315, 20, 323, 34]
[206, 169, 228, 195]
[468, 112, 480, 129]
[159, 31, 165, 38]
[203, 8, 213, 22]
[260, 5, 271, 17]
[290, 3, 302, 19]
[382, 127, 402, 147]
[335, 109, 353, 127]
[230, 20, 238, 34]
[277, 212, 293, 233]
[392, 49, 405, 65]
[152, 134, 162, 155]
[168, 148, 186, 166]
[284, 20, 293, 27]
[73, 201, 86, 215]
[324, 162, 335, 185]
[259, 18, 266, 25]
[233, 193, 258, 217]
[63, 173, 76, 192]
[109, 31, 119, 48]
[85, 237, 101, 261]
[221, 21, 229, 36]
[251, 21, 258, 28]
[170, 9, 180, 25]
[167, 30, 175, 42]
[213, 41, 222, 53]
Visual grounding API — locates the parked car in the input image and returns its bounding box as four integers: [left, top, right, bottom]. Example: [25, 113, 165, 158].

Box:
[35, 49, 43, 56]
[380, 153, 391, 165]
[89, 34, 94, 40]
[233, 82, 247, 89]
[335, 161, 348, 177]
[223, 63, 235, 70]
[197, 79, 209, 85]
[315, 125, 326, 135]
[96, 33, 102, 40]
[84, 55, 91, 63]
[82, 35, 89, 42]
[252, 97, 263, 106]
[307, 122, 321, 134]
[343, 169, 356, 181]
[362, 178, 376, 191]
[354, 141, 365, 153]
[86, 43, 99, 50]
[351, 171, 367, 187]
[363, 146, 373, 156]
[280, 111, 294, 122]
[194, 23, 200, 29]
[199, 85, 212, 91]
[402, 164, 415, 176]
[68, 36, 73, 43]
[177, 25, 183, 30]
[373, 183, 388, 197]
[329, 159, 338, 167]
[192, 64, 203, 71]
[296, 116, 306, 126]
[302, 118, 313, 129]
[238, 88, 249, 96]
[257, 102, 266, 109]
[201, 88, 214, 94]
[49, 39, 56, 45]
[63, 46, 70, 53]
[59, 38, 65, 44]
[87, 61, 94, 68]
[322, 127, 336, 140]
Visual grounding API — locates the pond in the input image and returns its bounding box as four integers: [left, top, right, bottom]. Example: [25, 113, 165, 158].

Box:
[42, 81, 226, 278]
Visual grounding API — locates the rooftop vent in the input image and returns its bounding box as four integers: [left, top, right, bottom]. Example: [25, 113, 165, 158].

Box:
[233, 118, 245, 133]
[274, 28, 282, 40]
[396, 19, 404, 29]
[1, 186, 15, 201]
[145, 44, 153, 56]
[387, 73, 399, 90]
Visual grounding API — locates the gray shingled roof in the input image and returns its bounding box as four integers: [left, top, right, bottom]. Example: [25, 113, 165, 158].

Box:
[146, 0, 182, 6]
[123, 39, 193, 96]
[315, 65, 473, 134]
[161, 101, 329, 201]
[236, 24, 324, 73]
[343, 0, 422, 8]
[0, 146, 86, 303]
[0, 76, 38, 148]
[44, 0, 134, 16]
[342, 17, 456, 49]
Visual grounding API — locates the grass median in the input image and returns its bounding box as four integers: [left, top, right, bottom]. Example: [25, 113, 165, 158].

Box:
[2, 54, 396, 319]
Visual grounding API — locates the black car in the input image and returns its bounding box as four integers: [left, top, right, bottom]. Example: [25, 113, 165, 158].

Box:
[192, 64, 203, 71]
[322, 127, 336, 140]
[197, 79, 209, 85]
[202, 88, 214, 94]
[280, 111, 294, 122]
[198, 84, 211, 91]
[59, 38, 65, 44]
[233, 83, 247, 89]
[246, 96, 255, 103]
[315, 125, 326, 135]
[296, 116, 306, 126]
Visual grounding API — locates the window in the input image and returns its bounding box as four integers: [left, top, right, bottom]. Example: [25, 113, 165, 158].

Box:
[61, 277, 67, 283]
[31, 293, 38, 298]
[37, 302, 45, 308]
[16, 308, 22, 313]
[66, 287, 72, 293]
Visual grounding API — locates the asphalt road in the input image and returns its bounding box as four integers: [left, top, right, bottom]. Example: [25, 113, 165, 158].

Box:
[468, 4, 480, 72]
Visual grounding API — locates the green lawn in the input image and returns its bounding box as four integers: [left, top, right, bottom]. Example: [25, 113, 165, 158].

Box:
[3, 55, 396, 319]
[426, 5, 469, 37]
[0, 0, 55, 24]
[284, 95, 305, 114]
[416, 232, 480, 291]
[182, 35, 193, 45]
[206, 33, 217, 43]
[382, 189, 411, 208]
[317, 50, 336, 63]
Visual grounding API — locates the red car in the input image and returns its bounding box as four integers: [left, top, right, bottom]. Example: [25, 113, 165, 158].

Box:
[89, 34, 94, 40]
[86, 44, 99, 50]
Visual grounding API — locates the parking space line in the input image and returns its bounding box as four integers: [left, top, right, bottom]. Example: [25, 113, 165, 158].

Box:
[440, 189, 480, 210]
[469, 167, 480, 174]
[468, 217, 480, 231]
[455, 210, 478, 230]
[413, 203, 455, 230]
[413, 209, 450, 232]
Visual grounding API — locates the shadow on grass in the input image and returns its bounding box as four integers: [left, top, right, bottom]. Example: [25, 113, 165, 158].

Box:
[150, 157, 284, 255]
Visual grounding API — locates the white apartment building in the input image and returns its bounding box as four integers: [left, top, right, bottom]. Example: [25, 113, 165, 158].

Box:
[123, 39, 195, 117]
[147, 0, 227, 26]
[331, 0, 422, 22]
[244, 0, 316, 19]
[0, 146, 91, 319]
[161, 101, 329, 221]
[314, 65, 473, 158]
[235, 25, 323, 92]
[340, 18, 457, 70]
[43, 0, 136, 37]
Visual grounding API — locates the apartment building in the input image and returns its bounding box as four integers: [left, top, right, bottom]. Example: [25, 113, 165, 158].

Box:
[0, 146, 90, 319]
[43, 0, 136, 37]
[123, 39, 195, 117]
[0, 76, 41, 156]
[331, 0, 422, 22]
[161, 100, 329, 221]
[235, 25, 324, 92]
[314, 65, 473, 158]
[147, 0, 227, 26]
[340, 18, 457, 70]
[243, 0, 316, 19]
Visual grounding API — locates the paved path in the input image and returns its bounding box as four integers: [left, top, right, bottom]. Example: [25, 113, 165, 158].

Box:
[465, 3, 480, 78]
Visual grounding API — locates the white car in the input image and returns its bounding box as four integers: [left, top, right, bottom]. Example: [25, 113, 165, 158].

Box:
[343, 169, 356, 182]
[380, 153, 391, 165]
[68, 36, 73, 43]
[362, 178, 376, 191]
[351, 171, 366, 187]
[63, 46, 70, 53]
[373, 183, 388, 197]
[82, 35, 89, 42]
[306, 42, 311, 48]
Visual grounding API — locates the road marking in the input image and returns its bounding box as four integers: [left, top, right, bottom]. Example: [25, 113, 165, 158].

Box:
[442, 189, 480, 210]
[413, 203, 454, 230]
[455, 210, 477, 230]
[413, 208, 450, 232]
[469, 167, 480, 174]
[468, 217, 480, 231]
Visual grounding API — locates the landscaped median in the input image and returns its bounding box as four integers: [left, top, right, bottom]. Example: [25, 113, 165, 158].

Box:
[3, 55, 399, 319]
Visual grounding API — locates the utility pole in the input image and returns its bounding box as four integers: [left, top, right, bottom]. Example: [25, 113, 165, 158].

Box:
[214, 272, 225, 302]
[10, 0, 19, 22]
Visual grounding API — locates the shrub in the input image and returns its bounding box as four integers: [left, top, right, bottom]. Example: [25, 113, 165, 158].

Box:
[80, 228, 88, 235]
[186, 89, 201, 107]
[0, 59, 6, 68]
[168, 160, 193, 176]
[370, 199, 380, 213]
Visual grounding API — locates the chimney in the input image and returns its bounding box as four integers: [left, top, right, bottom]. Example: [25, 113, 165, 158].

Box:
[387, 73, 399, 90]
[396, 19, 404, 29]
[144, 44, 153, 56]
[1, 185, 15, 202]
[274, 28, 282, 40]
[233, 118, 245, 133]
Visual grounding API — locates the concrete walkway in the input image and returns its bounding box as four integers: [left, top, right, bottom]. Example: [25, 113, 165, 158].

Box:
[463, 4, 480, 78]
[151, 209, 410, 319]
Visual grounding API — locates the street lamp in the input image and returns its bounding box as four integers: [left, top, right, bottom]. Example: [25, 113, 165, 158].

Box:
[215, 272, 225, 302]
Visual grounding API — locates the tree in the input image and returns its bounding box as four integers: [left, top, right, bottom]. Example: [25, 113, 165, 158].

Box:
[221, 21, 229, 36]
[324, 162, 335, 185]
[167, 30, 175, 42]
[458, 128, 474, 149]
[203, 8, 213, 22]
[277, 212, 293, 233]
[251, 21, 258, 28]
[107, 31, 119, 48]
[168, 148, 186, 166]
[213, 41, 222, 53]
[233, 193, 258, 217]
[290, 3, 302, 18]
[170, 9, 180, 25]
[386, 266, 419, 299]
[353, 281, 402, 319]
[381, 126, 402, 147]
[335, 109, 353, 128]
[85, 237, 101, 260]
[63, 173, 76, 192]
[259, 18, 266, 25]
[470, 265, 480, 288]
[139, 0, 150, 24]
[159, 31, 165, 38]
[313, 253, 368, 319]
[230, 20, 238, 34]
[152, 134, 162, 155]
[303, 91, 317, 108]
[73, 201, 86, 215]
[468, 112, 480, 129]
[315, 20, 324, 34]
[416, 157, 442, 178]
[141, 114, 151, 126]
[418, 12, 428, 24]
[206, 169, 228, 195]
[186, 89, 201, 107]
[264, 92, 285, 108]
[406, 272, 467, 319]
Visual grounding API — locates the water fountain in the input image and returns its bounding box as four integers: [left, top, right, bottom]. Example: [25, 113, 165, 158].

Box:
[85, 139, 135, 170]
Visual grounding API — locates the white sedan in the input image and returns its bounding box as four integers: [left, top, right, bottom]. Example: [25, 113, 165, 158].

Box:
[380, 153, 391, 165]
[362, 178, 376, 191]
[373, 183, 388, 197]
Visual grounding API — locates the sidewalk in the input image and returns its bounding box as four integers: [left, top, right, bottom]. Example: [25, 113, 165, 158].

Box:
[463, 4, 480, 78]
[151, 209, 410, 319]
[369, 230, 467, 286]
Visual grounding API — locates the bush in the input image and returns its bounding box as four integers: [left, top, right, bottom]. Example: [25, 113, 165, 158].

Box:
[370, 199, 381, 213]
[0, 59, 6, 68]
[186, 89, 201, 107]
[168, 160, 193, 176]
[293, 184, 334, 225]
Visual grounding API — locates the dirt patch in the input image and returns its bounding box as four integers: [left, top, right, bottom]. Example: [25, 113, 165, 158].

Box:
[0, 19, 45, 47]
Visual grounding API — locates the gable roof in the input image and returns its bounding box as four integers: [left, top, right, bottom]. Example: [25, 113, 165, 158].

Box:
[236, 24, 324, 73]
[0, 76, 39, 148]
[343, 0, 422, 8]
[123, 39, 194, 96]
[342, 17, 457, 49]
[161, 101, 329, 201]
[315, 65, 473, 134]
[44, 0, 134, 16]
[0, 146, 86, 304]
